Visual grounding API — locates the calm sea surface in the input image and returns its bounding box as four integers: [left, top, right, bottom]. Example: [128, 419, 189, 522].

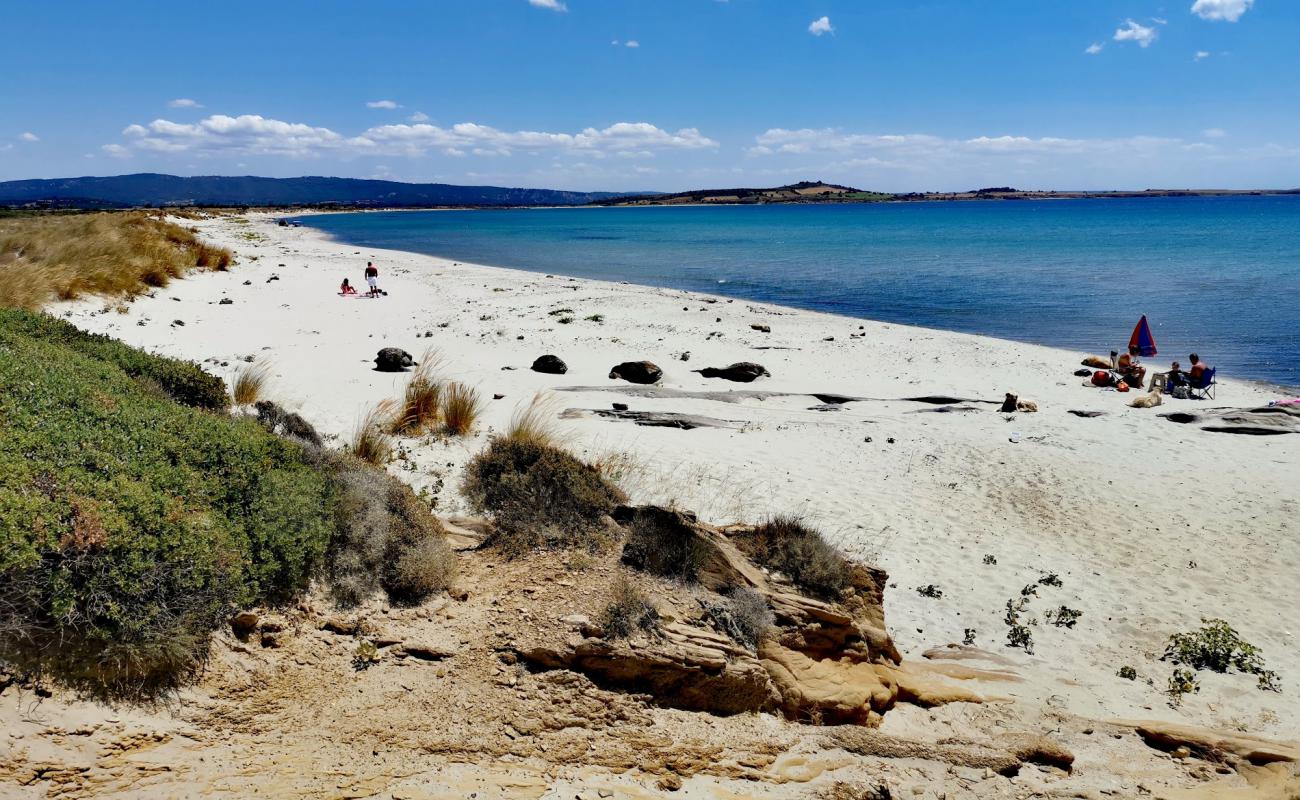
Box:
[297, 197, 1300, 388]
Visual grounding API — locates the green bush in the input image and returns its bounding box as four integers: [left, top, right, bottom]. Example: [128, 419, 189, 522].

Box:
[1163, 618, 1281, 692]
[0, 312, 331, 699]
[601, 577, 660, 639]
[0, 309, 228, 410]
[462, 437, 626, 557]
[619, 505, 712, 583]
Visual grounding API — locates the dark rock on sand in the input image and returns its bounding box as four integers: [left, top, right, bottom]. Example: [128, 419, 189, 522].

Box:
[219, 298, 233, 305]
[612, 402, 629, 411]
[1068, 410, 1105, 418]
[750, 323, 771, 333]
[531, 354, 568, 374]
[694, 362, 770, 383]
[375, 347, 416, 372]
[609, 361, 662, 384]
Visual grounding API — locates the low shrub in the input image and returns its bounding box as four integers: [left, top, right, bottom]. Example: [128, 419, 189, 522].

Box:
[253, 400, 323, 447]
[601, 577, 660, 639]
[1167, 668, 1201, 707]
[734, 516, 852, 599]
[620, 505, 712, 583]
[0, 309, 228, 410]
[0, 315, 332, 700]
[1045, 605, 1082, 628]
[1163, 618, 1281, 692]
[327, 454, 456, 607]
[701, 586, 772, 650]
[462, 437, 626, 557]
[441, 381, 483, 436]
[505, 392, 560, 448]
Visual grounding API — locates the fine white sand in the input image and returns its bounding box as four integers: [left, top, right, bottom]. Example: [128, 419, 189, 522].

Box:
[61, 211, 1300, 739]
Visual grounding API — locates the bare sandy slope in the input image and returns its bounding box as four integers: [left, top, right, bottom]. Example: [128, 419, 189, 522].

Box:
[5, 210, 1297, 797]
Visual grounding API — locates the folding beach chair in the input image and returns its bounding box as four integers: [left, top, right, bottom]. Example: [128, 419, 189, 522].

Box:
[1189, 367, 1216, 400]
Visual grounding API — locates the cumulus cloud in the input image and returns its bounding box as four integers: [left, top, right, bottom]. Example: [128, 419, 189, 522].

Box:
[105, 114, 718, 159]
[1114, 19, 1158, 47]
[367, 100, 400, 109]
[611, 39, 639, 47]
[19, 132, 39, 142]
[102, 143, 130, 158]
[1191, 0, 1253, 22]
[409, 112, 430, 122]
[528, 0, 567, 11]
[808, 16, 833, 36]
[168, 98, 202, 108]
[1195, 50, 1211, 60]
[1085, 42, 1103, 54]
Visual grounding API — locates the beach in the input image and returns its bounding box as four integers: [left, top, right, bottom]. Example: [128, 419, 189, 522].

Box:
[62, 212, 1300, 726]
[9, 210, 1297, 796]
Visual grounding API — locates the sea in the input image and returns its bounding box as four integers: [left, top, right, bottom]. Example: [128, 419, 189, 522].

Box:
[295, 196, 1300, 389]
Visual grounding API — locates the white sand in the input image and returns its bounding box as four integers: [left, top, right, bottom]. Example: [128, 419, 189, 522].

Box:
[60, 211, 1300, 739]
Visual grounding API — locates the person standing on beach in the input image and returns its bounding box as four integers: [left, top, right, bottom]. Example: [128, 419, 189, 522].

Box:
[364, 261, 379, 297]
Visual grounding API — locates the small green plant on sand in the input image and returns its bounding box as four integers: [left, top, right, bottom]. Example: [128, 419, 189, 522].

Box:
[982, 554, 997, 565]
[963, 628, 977, 646]
[1166, 668, 1200, 707]
[1118, 666, 1138, 680]
[585, 314, 605, 323]
[916, 584, 943, 599]
[352, 640, 381, 671]
[1044, 605, 1083, 628]
[557, 316, 574, 324]
[1004, 598, 1034, 654]
[1163, 618, 1281, 693]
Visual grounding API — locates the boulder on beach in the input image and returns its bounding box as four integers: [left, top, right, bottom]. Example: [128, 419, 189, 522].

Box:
[609, 361, 662, 384]
[694, 362, 770, 383]
[375, 347, 416, 372]
[531, 354, 568, 374]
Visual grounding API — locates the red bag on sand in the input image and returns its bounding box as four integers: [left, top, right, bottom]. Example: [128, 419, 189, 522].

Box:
[1091, 370, 1111, 387]
[1117, 381, 1130, 392]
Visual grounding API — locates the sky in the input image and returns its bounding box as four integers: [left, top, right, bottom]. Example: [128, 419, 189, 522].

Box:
[2, 0, 1298, 192]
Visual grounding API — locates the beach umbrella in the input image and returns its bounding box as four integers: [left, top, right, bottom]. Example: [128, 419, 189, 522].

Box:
[1129, 315, 1157, 357]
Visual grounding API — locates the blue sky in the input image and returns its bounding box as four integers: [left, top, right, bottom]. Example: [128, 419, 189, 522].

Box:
[2, 0, 1297, 191]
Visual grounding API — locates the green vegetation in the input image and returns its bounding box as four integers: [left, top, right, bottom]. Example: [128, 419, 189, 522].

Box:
[621, 506, 712, 583]
[1163, 618, 1281, 692]
[0, 310, 331, 699]
[732, 516, 852, 599]
[462, 437, 626, 557]
[0, 309, 456, 699]
[0, 211, 232, 311]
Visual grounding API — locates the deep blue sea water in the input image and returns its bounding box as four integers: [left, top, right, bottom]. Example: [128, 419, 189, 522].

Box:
[297, 197, 1300, 388]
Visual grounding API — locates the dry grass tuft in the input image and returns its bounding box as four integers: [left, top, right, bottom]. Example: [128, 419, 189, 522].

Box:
[391, 350, 445, 435]
[231, 361, 272, 406]
[351, 401, 396, 465]
[736, 515, 853, 599]
[505, 392, 560, 447]
[0, 211, 234, 310]
[441, 381, 484, 436]
[601, 576, 660, 639]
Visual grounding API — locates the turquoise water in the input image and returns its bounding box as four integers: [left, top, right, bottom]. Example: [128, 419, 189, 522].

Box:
[297, 197, 1300, 388]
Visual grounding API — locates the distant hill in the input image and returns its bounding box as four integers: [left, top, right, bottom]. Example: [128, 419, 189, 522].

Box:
[0, 173, 626, 209]
[591, 181, 891, 206]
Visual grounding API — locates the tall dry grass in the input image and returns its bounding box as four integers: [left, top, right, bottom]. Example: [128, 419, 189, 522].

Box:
[505, 392, 560, 447]
[351, 402, 396, 465]
[390, 349, 445, 435]
[0, 211, 233, 310]
[441, 382, 484, 436]
[231, 361, 272, 406]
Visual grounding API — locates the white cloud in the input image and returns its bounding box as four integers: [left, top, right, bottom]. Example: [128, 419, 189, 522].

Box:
[528, 0, 567, 11]
[625, 39, 640, 48]
[1195, 50, 1211, 60]
[409, 112, 430, 122]
[168, 98, 202, 108]
[102, 143, 131, 158]
[1085, 42, 1104, 54]
[808, 16, 833, 36]
[1191, 0, 1253, 22]
[1203, 128, 1227, 138]
[19, 132, 39, 142]
[366, 100, 400, 109]
[1114, 19, 1158, 47]
[106, 114, 718, 159]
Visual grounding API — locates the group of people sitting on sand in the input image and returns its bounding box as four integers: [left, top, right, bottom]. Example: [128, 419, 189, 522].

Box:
[1089, 346, 1211, 396]
[340, 261, 383, 297]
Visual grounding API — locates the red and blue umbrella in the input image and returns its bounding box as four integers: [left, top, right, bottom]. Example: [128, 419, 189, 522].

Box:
[1128, 315, 1157, 357]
